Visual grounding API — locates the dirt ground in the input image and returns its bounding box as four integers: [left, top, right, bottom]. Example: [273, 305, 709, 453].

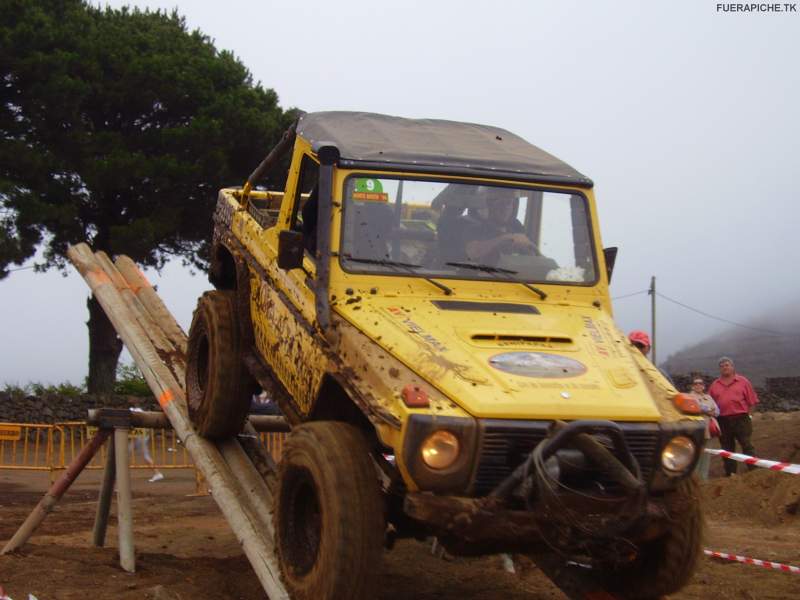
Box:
[1, 412, 799, 600]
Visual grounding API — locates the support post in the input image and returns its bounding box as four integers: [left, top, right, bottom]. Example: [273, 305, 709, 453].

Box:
[2, 428, 111, 554]
[114, 427, 135, 572]
[92, 434, 116, 547]
[649, 275, 657, 364]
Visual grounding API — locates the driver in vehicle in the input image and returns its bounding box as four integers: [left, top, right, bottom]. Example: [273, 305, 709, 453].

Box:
[463, 188, 537, 265]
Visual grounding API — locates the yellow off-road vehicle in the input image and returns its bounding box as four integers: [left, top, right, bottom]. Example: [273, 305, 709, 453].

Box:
[186, 112, 706, 600]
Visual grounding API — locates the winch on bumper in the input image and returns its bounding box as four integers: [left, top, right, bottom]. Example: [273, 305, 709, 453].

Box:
[400, 415, 705, 555]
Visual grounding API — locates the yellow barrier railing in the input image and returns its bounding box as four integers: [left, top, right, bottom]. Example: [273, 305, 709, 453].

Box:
[259, 431, 287, 461]
[62, 422, 194, 472]
[0, 422, 54, 472]
[0, 421, 288, 487]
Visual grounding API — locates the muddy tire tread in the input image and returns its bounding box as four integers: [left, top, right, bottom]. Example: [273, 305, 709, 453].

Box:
[609, 476, 704, 599]
[275, 421, 384, 600]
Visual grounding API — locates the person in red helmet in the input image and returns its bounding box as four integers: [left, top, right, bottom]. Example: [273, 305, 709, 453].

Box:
[628, 330, 674, 385]
[628, 330, 651, 355]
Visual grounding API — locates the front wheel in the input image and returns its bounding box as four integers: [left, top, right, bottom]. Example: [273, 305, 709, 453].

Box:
[275, 421, 385, 600]
[604, 477, 704, 599]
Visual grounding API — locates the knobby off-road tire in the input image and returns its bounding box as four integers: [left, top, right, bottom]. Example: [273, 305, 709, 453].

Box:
[606, 476, 704, 599]
[185, 290, 254, 439]
[275, 421, 385, 600]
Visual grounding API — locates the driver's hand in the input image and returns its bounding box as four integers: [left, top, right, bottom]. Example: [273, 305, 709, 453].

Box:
[507, 234, 536, 252]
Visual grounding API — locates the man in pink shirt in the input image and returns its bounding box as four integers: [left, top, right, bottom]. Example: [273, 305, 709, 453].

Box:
[708, 356, 759, 476]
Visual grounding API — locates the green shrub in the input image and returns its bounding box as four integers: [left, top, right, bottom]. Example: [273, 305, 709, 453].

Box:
[2, 381, 85, 397]
[28, 382, 85, 397]
[114, 363, 151, 397]
[2, 383, 28, 399]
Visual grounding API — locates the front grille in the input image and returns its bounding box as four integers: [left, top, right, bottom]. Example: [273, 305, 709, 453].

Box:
[472, 420, 661, 496]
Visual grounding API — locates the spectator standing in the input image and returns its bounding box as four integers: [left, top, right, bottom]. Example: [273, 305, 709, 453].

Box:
[250, 390, 281, 416]
[129, 407, 165, 482]
[0, 585, 12, 600]
[708, 357, 759, 476]
[687, 377, 719, 480]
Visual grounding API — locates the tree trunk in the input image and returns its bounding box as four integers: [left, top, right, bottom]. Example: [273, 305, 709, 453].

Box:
[86, 294, 123, 394]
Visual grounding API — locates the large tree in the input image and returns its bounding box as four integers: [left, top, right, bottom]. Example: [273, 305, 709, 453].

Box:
[1, 1, 295, 392]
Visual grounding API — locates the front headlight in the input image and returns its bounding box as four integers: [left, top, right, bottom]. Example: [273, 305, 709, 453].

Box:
[420, 430, 460, 470]
[661, 436, 696, 473]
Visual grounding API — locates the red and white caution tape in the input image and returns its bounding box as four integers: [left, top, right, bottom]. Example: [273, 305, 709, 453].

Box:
[704, 549, 800, 574]
[704, 448, 800, 474]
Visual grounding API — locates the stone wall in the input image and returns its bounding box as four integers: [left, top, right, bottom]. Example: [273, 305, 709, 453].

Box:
[669, 374, 800, 412]
[765, 377, 800, 398]
[2, 376, 799, 423]
[0, 392, 159, 424]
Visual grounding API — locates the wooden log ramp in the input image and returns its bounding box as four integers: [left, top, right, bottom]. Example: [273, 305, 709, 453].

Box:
[64, 242, 290, 599]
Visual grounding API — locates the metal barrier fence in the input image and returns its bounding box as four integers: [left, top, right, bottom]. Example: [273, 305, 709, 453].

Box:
[259, 431, 286, 461]
[0, 422, 54, 474]
[0, 421, 288, 485]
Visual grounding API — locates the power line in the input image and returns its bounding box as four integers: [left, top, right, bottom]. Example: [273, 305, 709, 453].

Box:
[612, 290, 647, 300]
[5, 264, 36, 273]
[655, 291, 799, 337]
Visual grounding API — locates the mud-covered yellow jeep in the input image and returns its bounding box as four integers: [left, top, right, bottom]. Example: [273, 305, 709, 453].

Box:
[186, 112, 705, 600]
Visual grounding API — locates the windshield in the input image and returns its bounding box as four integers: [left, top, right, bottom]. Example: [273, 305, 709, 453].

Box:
[340, 177, 597, 285]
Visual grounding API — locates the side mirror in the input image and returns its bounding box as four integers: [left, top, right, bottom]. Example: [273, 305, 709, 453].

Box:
[604, 247, 618, 284]
[278, 230, 304, 270]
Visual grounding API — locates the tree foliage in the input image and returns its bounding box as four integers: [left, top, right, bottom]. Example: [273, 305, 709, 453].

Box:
[0, 0, 296, 276]
[114, 361, 150, 397]
[1, 1, 297, 392]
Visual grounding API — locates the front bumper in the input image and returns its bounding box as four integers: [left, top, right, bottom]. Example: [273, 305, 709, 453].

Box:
[403, 489, 674, 556]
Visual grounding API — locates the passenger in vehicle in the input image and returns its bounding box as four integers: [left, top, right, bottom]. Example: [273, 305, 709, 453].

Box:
[463, 190, 537, 265]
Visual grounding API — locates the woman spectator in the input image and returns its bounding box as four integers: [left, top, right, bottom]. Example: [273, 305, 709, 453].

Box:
[688, 377, 719, 480]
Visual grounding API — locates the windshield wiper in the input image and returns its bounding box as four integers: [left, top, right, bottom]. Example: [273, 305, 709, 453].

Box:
[344, 256, 453, 296]
[520, 282, 547, 301]
[445, 262, 547, 300]
[445, 261, 517, 274]
[344, 257, 419, 268]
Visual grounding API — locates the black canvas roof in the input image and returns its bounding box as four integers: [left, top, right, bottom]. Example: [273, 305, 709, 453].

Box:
[296, 111, 592, 187]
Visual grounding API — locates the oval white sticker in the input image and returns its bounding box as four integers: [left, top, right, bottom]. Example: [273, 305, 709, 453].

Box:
[488, 352, 587, 378]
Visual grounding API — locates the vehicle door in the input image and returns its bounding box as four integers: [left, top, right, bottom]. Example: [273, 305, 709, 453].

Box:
[250, 146, 328, 417]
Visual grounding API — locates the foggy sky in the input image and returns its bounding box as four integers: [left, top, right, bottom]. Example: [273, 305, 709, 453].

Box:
[2, 0, 798, 385]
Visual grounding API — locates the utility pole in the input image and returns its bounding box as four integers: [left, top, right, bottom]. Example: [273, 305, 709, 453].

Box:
[649, 276, 656, 364]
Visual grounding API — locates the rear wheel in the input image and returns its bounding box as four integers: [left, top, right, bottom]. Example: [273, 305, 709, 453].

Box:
[185, 290, 254, 438]
[275, 421, 385, 600]
[604, 476, 704, 599]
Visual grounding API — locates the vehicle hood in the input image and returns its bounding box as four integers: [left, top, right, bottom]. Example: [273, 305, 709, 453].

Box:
[335, 297, 663, 421]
